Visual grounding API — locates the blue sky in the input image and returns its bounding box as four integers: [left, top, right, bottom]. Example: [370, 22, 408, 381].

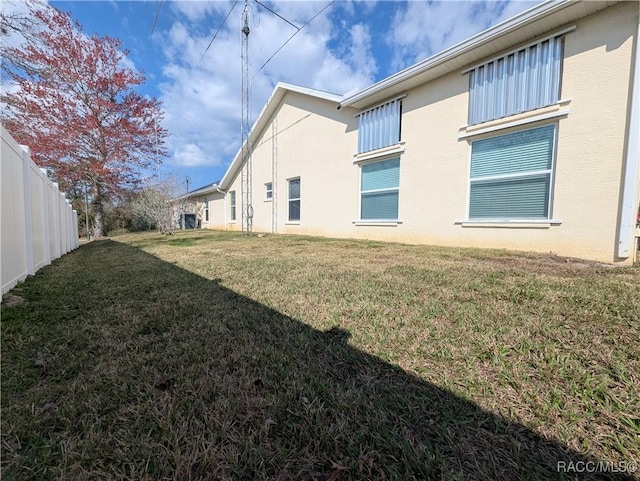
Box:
[30, 1, 540, 190]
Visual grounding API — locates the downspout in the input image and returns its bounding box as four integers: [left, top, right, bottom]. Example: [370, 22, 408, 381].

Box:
[617, 11, 640, 259]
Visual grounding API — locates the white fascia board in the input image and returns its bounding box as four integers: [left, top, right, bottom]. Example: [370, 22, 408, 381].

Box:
[276, 82, 343, 103]
[176, 184, 220, 200]
[340, 0, 587, 109]
[219, 83, 342, 190]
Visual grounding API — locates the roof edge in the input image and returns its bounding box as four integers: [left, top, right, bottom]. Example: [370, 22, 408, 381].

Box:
[340, 0, 576, 107]
[219, 82, 342, 189]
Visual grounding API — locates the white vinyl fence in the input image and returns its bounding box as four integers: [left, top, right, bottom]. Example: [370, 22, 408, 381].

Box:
[1, 125, 79, 295]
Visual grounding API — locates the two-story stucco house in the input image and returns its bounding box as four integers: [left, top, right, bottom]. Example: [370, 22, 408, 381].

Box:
[209, 0, 640, 264]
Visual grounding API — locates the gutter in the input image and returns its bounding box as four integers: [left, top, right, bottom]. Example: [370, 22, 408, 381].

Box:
[341, 0, 574, 107]
[617, 11, 640, 259]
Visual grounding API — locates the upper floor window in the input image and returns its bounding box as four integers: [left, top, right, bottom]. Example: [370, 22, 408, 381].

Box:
[357, 98, 402, 154]
[467, 34, 565, 125]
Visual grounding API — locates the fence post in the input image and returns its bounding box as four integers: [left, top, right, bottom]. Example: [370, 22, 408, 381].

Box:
[72, 210, 79, 248]
[66, 200, 72, 253]
[58, 192, 66, 255]
[51, 183, 61, 260]
[21, 146, 35, 276]
[40, 168, 51, 265]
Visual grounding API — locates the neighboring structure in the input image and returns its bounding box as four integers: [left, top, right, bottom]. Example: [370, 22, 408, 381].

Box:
[177, 182, 223, 229]
[210, 0, 640, 264]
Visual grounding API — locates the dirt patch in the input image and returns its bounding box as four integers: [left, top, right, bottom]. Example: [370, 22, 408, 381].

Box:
[475, 253, 619, 277]
[2, 293, 25, 306]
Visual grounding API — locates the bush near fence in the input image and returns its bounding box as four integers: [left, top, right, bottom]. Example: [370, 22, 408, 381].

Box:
[1, 125, 79, 295]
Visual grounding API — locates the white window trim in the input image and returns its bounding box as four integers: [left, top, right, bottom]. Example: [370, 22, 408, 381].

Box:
[463, 123, 558, 223]
[229, 191, 237, 223]
[354, 142, 406, 163]
[471, 168, 552, 183]
[353, 220, 403, 226]
[358, 159, 400, 223]
[265, 182, 273, 202]
[456, 219, 562, 228]
[459, 107, 569, 140]
[287, 177, 300, 222]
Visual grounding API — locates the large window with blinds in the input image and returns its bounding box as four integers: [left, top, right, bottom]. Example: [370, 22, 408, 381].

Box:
[360, 158, 400, 220]
[357, 99, 402, 153]
[469, 124, 556, 220]
[468, 35, 564, 125]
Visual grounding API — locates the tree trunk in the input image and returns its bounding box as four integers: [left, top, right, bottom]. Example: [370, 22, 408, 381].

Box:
[91, 183, 106, 238]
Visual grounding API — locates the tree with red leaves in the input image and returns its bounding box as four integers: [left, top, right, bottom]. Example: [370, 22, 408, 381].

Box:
[1, 2, 167, 238]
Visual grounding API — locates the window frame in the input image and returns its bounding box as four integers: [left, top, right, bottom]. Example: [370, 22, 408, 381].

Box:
[287, 177, 300, 222]
[265, 182, 273, 201]
[229, 190, 236, 222]
[359, 157, 400, 222]
[204, 197, 209, 222]
[467, 123, 558, 222]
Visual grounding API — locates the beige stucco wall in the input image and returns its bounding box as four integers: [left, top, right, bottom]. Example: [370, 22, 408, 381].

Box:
[375, 0, 638, 264]
[187, 191, 225, 230]
[219, 2, 638, 264]
[224, 92, 360, 236]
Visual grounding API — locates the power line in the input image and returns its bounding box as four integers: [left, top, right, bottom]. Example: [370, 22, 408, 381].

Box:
[253, 0, 334, 79]
[199, 0, 240, 64]
[254, 0, 299, 31]
[150, 0, 163, 35]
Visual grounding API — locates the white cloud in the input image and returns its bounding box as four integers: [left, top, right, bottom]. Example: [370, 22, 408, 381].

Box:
[156, 1, 378, 171]
[169, 0, 232, 23]
[5, 0, 546, 183]
[387, 0, 539, 71]
[173, 142, 213, 167]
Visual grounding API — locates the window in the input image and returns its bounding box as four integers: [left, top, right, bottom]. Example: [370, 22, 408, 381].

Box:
[204, 197, 209, 222]
[360, 158, 400, 220]
[288, 178, 300, 222]
[229, 191, 236, 221]
[357, 98, 402, 153]
[468, 35, 564, 125]
[469, 124, 556, 220]
[265, 182, 273, 200]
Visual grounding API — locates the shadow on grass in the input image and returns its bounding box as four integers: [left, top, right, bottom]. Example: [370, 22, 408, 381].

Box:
[1, 240, 634, 481]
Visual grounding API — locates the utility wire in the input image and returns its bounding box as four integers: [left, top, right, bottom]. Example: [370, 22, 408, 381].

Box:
[199, 0, 240, 64]
[150, 0, 163, 35]
[254, 0, 299, 31]
[253, 0, 334, 79]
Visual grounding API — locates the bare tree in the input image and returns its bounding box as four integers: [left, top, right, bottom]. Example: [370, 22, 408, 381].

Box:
[131, 176, 184, 234]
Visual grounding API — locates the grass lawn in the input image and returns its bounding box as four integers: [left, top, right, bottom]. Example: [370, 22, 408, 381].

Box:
[1, 230, 638, 480]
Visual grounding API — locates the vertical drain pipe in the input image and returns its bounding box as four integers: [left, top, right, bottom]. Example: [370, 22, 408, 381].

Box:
[617, 11, 640, 259]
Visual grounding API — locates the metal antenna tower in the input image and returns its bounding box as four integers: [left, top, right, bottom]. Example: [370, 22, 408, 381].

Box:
[240, 0, 253, 235]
